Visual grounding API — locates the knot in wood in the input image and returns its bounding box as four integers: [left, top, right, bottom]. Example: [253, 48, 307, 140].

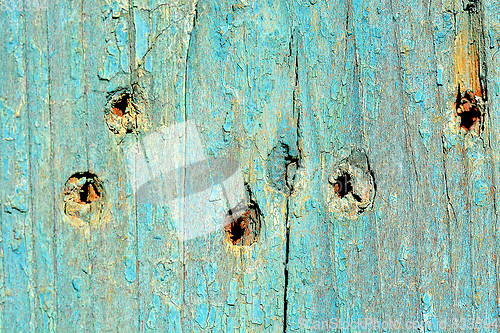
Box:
[105, 88, 144, 135]
[454, 89, 485, 133]
[327, 149, 375, 219]
[63, 172, 104, 220]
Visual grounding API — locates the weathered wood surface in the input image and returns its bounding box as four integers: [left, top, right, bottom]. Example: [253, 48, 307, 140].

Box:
[2, 0, 500, 332]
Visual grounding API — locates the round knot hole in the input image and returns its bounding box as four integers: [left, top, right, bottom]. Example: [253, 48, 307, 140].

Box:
[63, 172, 104, 220]
[105, 88, 144, 135]
[111, 93, 131, 117]
[327, 149, 375, 219]
[224, 200, 261, 246]
[454, 89, 485, 132]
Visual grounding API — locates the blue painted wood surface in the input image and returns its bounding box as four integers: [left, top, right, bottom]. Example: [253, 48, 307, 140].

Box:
[1, 0, 500, 332]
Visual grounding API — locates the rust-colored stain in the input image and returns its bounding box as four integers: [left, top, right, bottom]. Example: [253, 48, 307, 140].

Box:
[112, 107, 124, 117]
[63, 172, 103, 205]
[453, 9, 485, 98]
[111, 93, 129, 117]
[224, 202, 260, 246]
[332, 172, 361, 201]
[454, 35, 483, 97]
[105, 90, 142, 135]
[455, 90, 483, 130]
[225, 211, 250, 245]
[333, 175, 347, 198]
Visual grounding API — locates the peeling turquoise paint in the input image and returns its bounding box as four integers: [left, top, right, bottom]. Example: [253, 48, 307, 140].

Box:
[2, 0, 500, 332]
[134, 9, 149, 62]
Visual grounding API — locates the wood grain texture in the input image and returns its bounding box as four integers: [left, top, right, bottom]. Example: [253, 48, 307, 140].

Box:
[1, 0, 500, 332]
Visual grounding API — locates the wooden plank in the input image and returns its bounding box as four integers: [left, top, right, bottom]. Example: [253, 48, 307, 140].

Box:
[181, 0, 295, 331]
[129, 0, 294, 331]
[350, 1, 425, 325]
[431, 0, 477, 326]
[389, 0, 455, 329]
[23, 5, 57, 332]
[482, 0, 500, 326]
[284, 0, 499, 330]
[47, 1, 95, 330]
[287, 0, 417, 329]
[0, 7, 34, 332]
[437, 0, 497, 326]
[130, 0, 194, 331]
[285, 0, 451, 330]
[284, 1, 346, 331]
[81, 0, 140, 331]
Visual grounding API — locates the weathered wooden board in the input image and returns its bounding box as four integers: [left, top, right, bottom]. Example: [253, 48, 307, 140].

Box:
[1, 0, 500, 332]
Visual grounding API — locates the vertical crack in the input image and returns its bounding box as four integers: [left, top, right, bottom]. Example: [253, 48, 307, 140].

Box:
[440, 135, 457, 295]
[283, 27, 301, 333]
[282, 176, 291, 333]
[46, 5, 57, 331]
